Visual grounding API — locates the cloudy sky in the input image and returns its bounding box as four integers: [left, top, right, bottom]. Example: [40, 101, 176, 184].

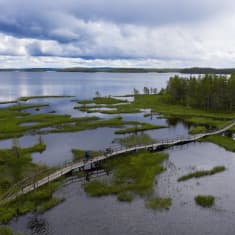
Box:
[0, 0, 235, 68]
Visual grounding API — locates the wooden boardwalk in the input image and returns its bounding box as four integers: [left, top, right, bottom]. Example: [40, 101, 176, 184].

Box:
[1, 120, 235, 204]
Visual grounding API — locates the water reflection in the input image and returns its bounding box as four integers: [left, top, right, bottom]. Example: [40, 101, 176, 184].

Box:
[27, 215, 50, 235]
[9, 143, 235, 235]
[0, 72, 181, 101]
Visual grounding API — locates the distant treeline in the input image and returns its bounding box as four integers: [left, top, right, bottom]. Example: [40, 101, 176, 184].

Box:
[163, 74, 235, 112]
[56, 67, 180, 73]
[57, 67, 235, 74]
[1, 67, 235, 74]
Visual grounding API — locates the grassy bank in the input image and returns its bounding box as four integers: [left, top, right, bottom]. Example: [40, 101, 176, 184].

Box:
[0, 226, 22, 235]
[0, 141, 48, 198]
[83, 151, 171, 210]
[178, 166, 226, 182]
[0, 180, 64, 224]
[189, 126, 208, 134]
[195, 195, 215, 207]
[200, 135, 235, 152]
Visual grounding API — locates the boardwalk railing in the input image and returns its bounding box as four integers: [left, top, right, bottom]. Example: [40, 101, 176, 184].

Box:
[1, 120, 235, 204]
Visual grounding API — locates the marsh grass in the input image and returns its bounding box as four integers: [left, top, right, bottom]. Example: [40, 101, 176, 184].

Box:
[76, 96, 128, 106]
[115, 133, 155, 148]
[189, 126, 208, 134]
[0, 180, 64, 223]
[0, 143, 47, 197]
[178, 166, 226, 182]
[84, 151, 168, 203]
[18, 96, 73, 101]
[200, 135, 235, 152]
[195, 195, 214, 207]
[145, 197, 172, 210]
[37, 197, 64, 213]
[0, 226, 23, 235]
[114, 123, 167, 134]
[117, 192, 134, 202]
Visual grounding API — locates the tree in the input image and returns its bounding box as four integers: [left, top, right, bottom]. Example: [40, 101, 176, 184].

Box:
[12, 138, 21, 159]
[95, 91, 101, 97]
[133, 88, 139, 95]
[143, 87, 150, 95]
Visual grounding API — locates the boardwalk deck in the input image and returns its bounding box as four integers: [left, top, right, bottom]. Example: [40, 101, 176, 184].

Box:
[1, 120, 235, 204]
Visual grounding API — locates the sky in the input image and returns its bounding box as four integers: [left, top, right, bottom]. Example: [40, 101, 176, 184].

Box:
[0, 0, 235, 68]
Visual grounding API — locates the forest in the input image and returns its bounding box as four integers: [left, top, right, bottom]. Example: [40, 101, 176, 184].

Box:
[163, 74, 235, 112]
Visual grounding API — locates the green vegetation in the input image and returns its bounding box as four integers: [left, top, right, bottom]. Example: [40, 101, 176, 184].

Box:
[0, 226, 23, 235]
[0, 96, 166, 140]
[18, 95, 73, 101]
[201, 135, 235, 152]
[56, 67, 235, 74]
[76, 91, 235, 134]
[115, 123, 166, 134]
[84, 151, 169, 209]
[0, 101, 17, 105]
[0, 140, 47, 198]
[71, 149, 100, 162]
[164, 74, 235, 112]
[76, 96, 128, 105]
[0, 180, 63, 223]
[132, 94, 235, 125]
[93, 97, 128, 105]
[189, 126, 208, 134]
[115, 133, 155, 148]
[37, 197, 64, 213]
[0, 100, 140, 140]
[117, 192, 134, 202]
[178, 166, 226, 182]
[75, 103, 140, 114]
[195, 195, 215, 207]
[9, 103, 49, 112]
[145, 197, 172, 210]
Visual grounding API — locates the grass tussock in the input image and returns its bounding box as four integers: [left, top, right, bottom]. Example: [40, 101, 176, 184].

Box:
[178, 166, 226, 182]
[117, 192, 134, 202]
[145, 197, 172, 210]
[195, 195, 214, 207]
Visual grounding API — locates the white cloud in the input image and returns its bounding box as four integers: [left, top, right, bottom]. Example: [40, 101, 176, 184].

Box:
[0, 0, 235, 67]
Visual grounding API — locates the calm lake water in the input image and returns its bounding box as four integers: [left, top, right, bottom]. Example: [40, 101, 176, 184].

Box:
[0, 72, 234, 235]
[0, 71, 174, 101]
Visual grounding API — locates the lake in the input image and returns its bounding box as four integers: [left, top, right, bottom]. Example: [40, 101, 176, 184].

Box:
[0, 72, 234, 235]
